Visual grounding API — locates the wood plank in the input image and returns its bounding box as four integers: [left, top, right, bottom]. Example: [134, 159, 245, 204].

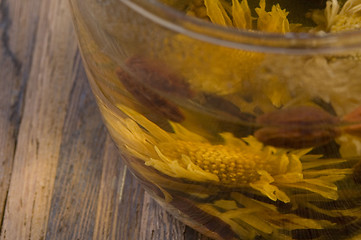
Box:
[140, 193, 213, 240]
[140, 193, 188, 240]
[93, 136, 129, 240]
[0, 0, 42, 228]
[45, 64, 107, 239]
[111, 163, 146, 240]
[0, 0, 80, 238]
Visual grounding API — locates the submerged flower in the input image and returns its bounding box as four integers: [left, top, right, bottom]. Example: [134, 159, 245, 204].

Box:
[232, 0, 253, 29]
[203, 0, 232, 26]
[160, 34, 264, 95]
[190, 0, 290, 33]
[109, 104, 350, 203]
[311, 0, 361, 32]
[198, 193, 337, 239]
[159, 0, 291, 106]
[157, 135, 295, 186]
[331, 0, 361, 32]
[158, 0, 293, 106]
[256, 55, 361, 116]
[255, 0, 290, 33]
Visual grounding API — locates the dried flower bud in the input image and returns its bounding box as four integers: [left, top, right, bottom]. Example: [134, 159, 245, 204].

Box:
[341, 106, 361, 137]
[255, 106, 341, 149]
[116, 56, 194, 122]
[125, 56, 194, 98]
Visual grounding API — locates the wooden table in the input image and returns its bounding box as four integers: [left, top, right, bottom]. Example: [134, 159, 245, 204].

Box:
[0, 0, 211, 239]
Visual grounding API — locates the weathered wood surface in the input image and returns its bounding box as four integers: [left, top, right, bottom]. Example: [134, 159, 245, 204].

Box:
[0, 0, 211, 239]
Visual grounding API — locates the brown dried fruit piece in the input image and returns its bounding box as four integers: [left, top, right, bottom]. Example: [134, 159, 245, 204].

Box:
[255, 106, 341, 149]
[125, 56, 193, 98]
[116, 56, 193, 122]
[341, 105, 361, 137]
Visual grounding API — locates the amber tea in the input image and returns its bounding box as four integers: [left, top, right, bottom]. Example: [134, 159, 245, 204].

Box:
[68, 0, 361, 239]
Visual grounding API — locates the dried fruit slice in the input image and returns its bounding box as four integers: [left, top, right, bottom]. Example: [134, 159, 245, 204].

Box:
[116, 56, 194, 122]
[255, 106, 341, 148]
[341, 105, 361, 137]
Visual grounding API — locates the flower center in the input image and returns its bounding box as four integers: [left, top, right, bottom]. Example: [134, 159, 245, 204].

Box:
[158, 140, 281, 185]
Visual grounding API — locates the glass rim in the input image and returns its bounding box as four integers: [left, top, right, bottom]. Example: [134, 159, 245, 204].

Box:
[121, 0, 361, 54]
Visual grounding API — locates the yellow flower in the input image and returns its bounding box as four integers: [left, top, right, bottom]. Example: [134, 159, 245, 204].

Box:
[331, 0, 361, 32]
[198, 193, 336, 239]
[202, 0, 254, 29]
[158, 1, 292, 107]
[160, 0, 292, 107]
[232, 0, 253, 29]
[201, 0, 290, 33]
[310, 0, 361, 32]
[160, 34, 264, 95]
[204, 0, 232, 26]
[255, 0, 290, 33]
[109, 104, 350, 203]
[255, 54, 361, 116]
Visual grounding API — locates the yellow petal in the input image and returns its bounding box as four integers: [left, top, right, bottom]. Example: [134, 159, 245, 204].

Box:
[204, 0, 232, 26]
[256, 0, 290, 33]
[232, 0, 253, 29]
[214, 200, 239, 210]
[232, 213, 274, 234]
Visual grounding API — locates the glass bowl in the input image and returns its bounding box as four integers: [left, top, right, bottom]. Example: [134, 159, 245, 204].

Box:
[68, 0, 361, 239]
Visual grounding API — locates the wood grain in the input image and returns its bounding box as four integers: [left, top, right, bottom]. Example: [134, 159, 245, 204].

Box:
[45, 57, 106, 239]
[1, 0, 79, 238]
[93, 137, 129, 240]
[0, 0, 40, 228]
[0, 0, 212, 239]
